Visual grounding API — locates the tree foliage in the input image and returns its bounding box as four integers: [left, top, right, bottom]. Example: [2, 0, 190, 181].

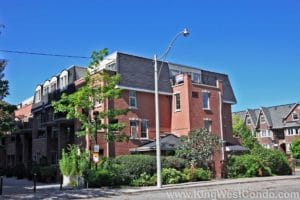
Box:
[52, 48, 128, 145]
[0, 60, 16, 138]
[291, 138, 300, 159]
[232, 115, 259, 149]
[175, 128, 221, 168]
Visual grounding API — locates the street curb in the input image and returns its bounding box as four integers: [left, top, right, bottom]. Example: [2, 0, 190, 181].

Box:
[120, 176, 300, 194]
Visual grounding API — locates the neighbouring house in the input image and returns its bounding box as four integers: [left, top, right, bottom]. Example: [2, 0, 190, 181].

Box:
[3, 52, 237, 178]
[1, 96, 33, 170]
[234, 103, 300, 154]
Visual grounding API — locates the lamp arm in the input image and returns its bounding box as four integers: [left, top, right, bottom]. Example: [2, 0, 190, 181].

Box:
[158, 31, 184, 61]
[157, 31, 184, 78]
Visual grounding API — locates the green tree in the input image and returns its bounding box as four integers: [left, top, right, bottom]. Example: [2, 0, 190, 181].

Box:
[175, 128, 221, 168]
[291, 138, 300, 159]
[0, 60, 16, 139]
[52, 49, 128, 156]
[232, 115, 259, 149]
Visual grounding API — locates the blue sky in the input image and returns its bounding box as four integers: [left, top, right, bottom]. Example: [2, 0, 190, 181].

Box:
[0, 0, 300, 112]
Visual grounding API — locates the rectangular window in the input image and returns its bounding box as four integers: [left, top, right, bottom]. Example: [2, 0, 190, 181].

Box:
[174, 93, 181, 111]
[247, 118, 251, 125]
[204, 120, 212, 132]
[192, 92, 199, 98]
[35, 90, 41, 102]
[51, 83, 57, 91]
[292, 113, 299, 121]
[130, 121, 138, 139]
[192, 73, 201, 83]
[203, 92, 210, 110]
[141, 120, 148, 139]
[43, 86, 49, 96]
[64, 75, 68, 87]
[129, 91, 137, 108]
[60, 77, 64, 89]
[261, 130, 270, 137]
[287, 128, 293, 136]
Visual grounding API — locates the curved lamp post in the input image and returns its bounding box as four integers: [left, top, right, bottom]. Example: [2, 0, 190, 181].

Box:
[154, 28, 189, 188]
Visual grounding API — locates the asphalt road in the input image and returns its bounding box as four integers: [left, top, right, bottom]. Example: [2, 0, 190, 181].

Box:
[1, 177, 300, 200]
[103, 179, 300, 200]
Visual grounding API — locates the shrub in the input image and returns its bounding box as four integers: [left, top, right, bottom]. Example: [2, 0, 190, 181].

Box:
[161, 168, 185, 184]
[290, 139, 300, 159]
[85, 168, 113, 187]
[176, 128, 221, 168]
[39, 166, 57, 183]
[183, 168, 212, 181]
[162, 156, 189, 170]
[111, 155, 157, 181]
[252, 147, 292, 175]
[131, 172, 157, 187]
[227, 154, 272, 178]
[59, 145, 79, 176]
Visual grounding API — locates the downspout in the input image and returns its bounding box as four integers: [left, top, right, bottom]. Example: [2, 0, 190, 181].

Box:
[219, 91, 225, 161]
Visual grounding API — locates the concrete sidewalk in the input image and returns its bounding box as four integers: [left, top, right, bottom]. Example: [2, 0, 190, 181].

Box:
[118, 175, 300, 194]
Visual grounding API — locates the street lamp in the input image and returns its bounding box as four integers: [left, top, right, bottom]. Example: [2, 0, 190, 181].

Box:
[154, 28, 189, 188]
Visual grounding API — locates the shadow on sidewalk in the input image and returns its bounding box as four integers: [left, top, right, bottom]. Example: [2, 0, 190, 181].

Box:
[1, 177, 121, 199]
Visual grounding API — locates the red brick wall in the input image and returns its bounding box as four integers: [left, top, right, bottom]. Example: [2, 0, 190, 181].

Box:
[98, 90, 172, 156]
[223, 103, 235, 144]
[285, 104, 300, 122]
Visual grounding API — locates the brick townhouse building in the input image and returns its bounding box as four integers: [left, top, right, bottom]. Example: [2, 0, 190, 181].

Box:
[1, 97, 33, 169]
[93, 52, 237, 177]
[3, 52, 237, 177]
[30, 66, 86, 166]
[234, 103, 300, 154]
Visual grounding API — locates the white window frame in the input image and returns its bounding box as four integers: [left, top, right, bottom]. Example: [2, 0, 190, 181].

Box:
[140, 120, 148, 139]
[35, 86, 42, 103]
[204, 119, 212, 132]
[292, 112, 299, 121]
[202, 91, 210, 110]
[174, 93, 181, 112]
[43, 81, 50, 96]
[130, 120, 138, 139]
[286, 128, 300, 136]
[129, 90, 137, 109]
[50, 77, 58, 92]
[260, 130, 271, 137]
[60, 70, 68, 90]
[192, 72, 201, 83]
[247, 118, 252, 125]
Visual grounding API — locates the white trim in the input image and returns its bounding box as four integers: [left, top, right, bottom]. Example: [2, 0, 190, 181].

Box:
[129, 90, 137, 109]
[193, 83, 217, 89]
[116, 85, 172, 96]
[223, 100, 236, 104]
[202, 91, 210, 110]
[292, 112, 299, 121]
[140, 119, 149, 139]
[174, 92, 181, 112]
[219, 91, 224, 160]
